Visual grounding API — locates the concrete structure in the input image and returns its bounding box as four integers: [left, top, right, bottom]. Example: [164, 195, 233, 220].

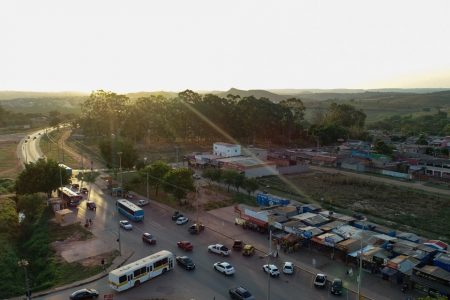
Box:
[242, 146, 268, 160]
[213, 142, 241, 157]
[217, 156, 278, 178]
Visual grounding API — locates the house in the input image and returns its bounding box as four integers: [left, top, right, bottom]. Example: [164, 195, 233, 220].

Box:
[216, 156, 278, 178]
[434, 253, 450, 272]
[213, 142, 241, 157]
[411, 265, 450, 297]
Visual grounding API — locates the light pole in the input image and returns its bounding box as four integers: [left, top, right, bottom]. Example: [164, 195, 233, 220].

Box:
[117, 152, 123, 187]
[357, 220, 365, 299]
[18, 259, 31, 300]
[144, 157, 149, 200]
[267, 215, 274, 300]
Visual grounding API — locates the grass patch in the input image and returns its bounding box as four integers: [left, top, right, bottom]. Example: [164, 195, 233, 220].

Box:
[48, 222, 93, 242]
[259, 172, 450, 242]
[0, 178, 15, 194]
[40, 130, 79, 168]
[0, 141, 21, 178]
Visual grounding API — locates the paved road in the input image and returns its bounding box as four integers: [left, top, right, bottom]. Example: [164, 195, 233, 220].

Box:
[17, 128, 49, 165]
[36, 176, 359, 300]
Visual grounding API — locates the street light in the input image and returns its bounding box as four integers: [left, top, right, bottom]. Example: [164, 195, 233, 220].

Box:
[117, 152, 123, 188]
[18, 259, 31, 300]
[144, 157, 149, 200]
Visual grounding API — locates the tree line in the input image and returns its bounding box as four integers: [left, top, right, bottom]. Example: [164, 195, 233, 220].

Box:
[76, 90, 367, 154]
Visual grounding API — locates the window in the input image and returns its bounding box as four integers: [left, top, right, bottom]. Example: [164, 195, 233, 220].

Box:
[140, 266, 146, 274]
[134, 268, 141, 277]
[154, 257, 168, 268]
[119, 275, 127, 283]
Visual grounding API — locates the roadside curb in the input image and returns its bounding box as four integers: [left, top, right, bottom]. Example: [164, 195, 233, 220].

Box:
[13, 251, 134, 300]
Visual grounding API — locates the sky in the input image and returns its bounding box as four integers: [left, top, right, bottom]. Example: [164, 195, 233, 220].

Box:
[1, 0, 450, 92]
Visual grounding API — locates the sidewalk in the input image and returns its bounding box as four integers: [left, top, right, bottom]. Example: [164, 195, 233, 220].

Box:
[11, 251, 134, 300]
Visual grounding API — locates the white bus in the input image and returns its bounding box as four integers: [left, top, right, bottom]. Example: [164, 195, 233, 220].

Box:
[109, 250, 174, 292]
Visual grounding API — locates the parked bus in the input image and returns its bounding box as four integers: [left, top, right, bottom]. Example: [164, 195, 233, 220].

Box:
[116, 199, 144, 221]
[58, 163, 72, 177]
[58, 187, 82, 206]
[109, 250, 174, 292]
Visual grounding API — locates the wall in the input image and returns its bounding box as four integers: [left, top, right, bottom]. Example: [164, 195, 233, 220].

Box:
[244, 165, 279, 178]
[277, 164, 309, 175]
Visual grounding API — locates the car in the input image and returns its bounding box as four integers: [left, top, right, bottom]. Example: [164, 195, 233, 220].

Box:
[81, 187, 89, 194]
[242, 244, 255, 256]
[314, 273, 327, 288]
[262, 264, 280, 277]
[142, 233, 156, 245]
[229, 286, 255, 300]
[86, 201, 96, 211]
[282, 262, 294, 274]
[188, 223, 205, 234]
[213, 262, 235, 275]
[176, 256, 195, 270]
[137, 199, 149, 206]
[192, 174, 201, 180]
[119, 220, 132, 230]
[232, 240, 243, 250]
[176, 216, 189, 225]
[208, 244, 230, 256]
[177, 240, 193, 251]
[172, 211, 183, 221]
[330, 278, 343, 295]
[69, 288, 99, 299]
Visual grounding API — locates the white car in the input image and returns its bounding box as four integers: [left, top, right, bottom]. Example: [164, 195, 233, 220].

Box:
[137, 199, 149, 206]
[313, 273, 327, 288]
[208, 244, 231, 256]
[213, 262, 235, 275]
[119, 220, 133, 230]
[176, 216, 189, 225]
[262, 264, 280, 277]
[193, 174, 201, 180]
[283, 262, 294, 274]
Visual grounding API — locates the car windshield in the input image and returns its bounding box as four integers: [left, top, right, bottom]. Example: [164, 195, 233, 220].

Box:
[220, 246, 228, 251]
[317, 275, 326, 282]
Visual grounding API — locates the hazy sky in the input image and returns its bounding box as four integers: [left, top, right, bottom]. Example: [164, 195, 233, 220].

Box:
[1, 0, 450, 92]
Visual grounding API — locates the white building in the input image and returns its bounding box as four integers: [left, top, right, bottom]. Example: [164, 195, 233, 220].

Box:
[213, 142, 241, 157]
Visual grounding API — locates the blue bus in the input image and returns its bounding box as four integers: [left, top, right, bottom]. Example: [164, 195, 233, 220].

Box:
[116, 199, 144, 221]
[58, 163, 72, 177]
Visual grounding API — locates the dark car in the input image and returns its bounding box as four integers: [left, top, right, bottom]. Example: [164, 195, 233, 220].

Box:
[330, 278, 343, 295]
[176, 256, 195, 270]
[69, 288, 99, 300]
[229, 286, 255, 300]
[172, 211, 183, 221]
[188, 223, 205, 234]
[177, 240, 193, 251]
[142, 233, 156, 245]
[86, 201, 96, 211]
[232, 240, 243, 250]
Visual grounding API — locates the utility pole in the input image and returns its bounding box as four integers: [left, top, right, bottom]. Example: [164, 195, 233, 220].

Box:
[144, 157, 149, 200]
[117, 152, 123, 187]
[357, 220, 365, 299]
[267, 228, 272, 300]
[18, 259, 31, 300]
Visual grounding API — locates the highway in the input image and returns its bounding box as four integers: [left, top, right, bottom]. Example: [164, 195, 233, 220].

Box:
[18, 128, 50, 165]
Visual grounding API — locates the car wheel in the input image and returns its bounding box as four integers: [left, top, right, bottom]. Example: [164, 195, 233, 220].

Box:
[208, 248, 211, 252]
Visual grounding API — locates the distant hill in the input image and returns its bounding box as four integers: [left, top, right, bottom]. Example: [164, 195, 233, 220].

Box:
[0, 91, 87, 100]
[214, 88, 290, 103]
[126, 91, 178, 99]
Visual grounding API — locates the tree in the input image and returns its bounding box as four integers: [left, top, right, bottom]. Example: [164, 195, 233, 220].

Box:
[324, 103, 366, 129]
[233, 173, 245, 192]
[15, 159, 70, 197]
[140, 161, 171, 196]
[417, 296, 447, 300]
[163, 168, 195, 204]
[16, 194, 47, 225]
[243, 178, 259, 196]
[99, 138, 138, 169]
[416, 135, 428, 145]
[222, 170, 239, 192]
[202, 168, 222, 186]
[373, 139, 393, 155]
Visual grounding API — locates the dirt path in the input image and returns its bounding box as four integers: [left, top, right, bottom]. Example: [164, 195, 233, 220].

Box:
[310, 165, 450, 197]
